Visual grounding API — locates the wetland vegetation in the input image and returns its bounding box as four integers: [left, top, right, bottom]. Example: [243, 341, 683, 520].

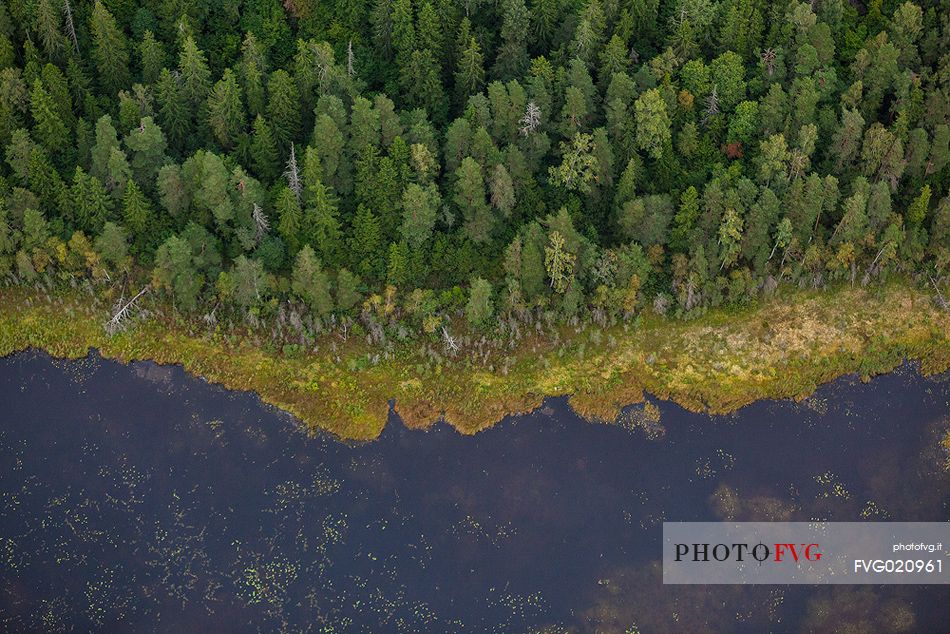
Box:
[2, 280, 948, 439]
[0, 0, 948, 438]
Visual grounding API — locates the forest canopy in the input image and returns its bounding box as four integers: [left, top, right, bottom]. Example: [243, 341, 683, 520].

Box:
[1, 0, 949, 337]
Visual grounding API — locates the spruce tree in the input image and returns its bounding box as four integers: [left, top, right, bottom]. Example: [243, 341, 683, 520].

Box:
[29, 79, 68, 165]
[416, 1, 443, 63]
[240, 33, 267, 118]
[34, 0, 68, 63]
[206, 69, 245, 149]
[275, 186, 303, 255]
[301, 147, 341, 264]
[292, 244, 334, 317]
[71, 167, 113, 234]
[906, 185, 931, 230]
[90, 1, 130, 96]
[106, 147, 132, 201]
[402, 49, 446, 124]
[348, 204, 383, 280]
[386, 240, 410, 286]
[178, 36, 211, 108]
[155, 69, 191, 151]
[455, 157, 492, 243]
[390, 0, 416, 67]
[250, 115, 279, 182]
[27, 146, 71, 219]
[139, 31, 166, 85]
[454, 37, 485, 104]
[122, 180, 152, 251]
[311, 113, 348, 193]
[493, 0, 530, 81]
[40, 64, 74, 131]
[267, 70, 301, 153]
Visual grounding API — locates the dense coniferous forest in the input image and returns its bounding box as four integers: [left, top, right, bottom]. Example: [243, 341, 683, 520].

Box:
[1, 0, 949, 339]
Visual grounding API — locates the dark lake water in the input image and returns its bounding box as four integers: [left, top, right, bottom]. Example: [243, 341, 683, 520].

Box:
[0, 350, 948, 633]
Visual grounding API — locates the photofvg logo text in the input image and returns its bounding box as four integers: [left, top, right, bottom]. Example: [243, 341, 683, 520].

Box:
[674, 541, 823, 564]
[663, 522, 950, 585]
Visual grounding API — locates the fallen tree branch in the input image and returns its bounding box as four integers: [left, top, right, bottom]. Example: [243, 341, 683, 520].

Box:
[441, 325, 459, 354]
[106, 286, 149, 334]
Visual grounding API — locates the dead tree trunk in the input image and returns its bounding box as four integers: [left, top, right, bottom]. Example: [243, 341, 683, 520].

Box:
[106, 286, 148, 334]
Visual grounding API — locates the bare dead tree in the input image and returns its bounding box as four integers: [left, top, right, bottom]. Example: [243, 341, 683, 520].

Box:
[860, 244, 891, 286]
[338, 316, 351, 342]
[519, 101, 541, 137]
[441, 326, 459, 354]
[347, 40, 356, 77]
[251, 202, 269, 243]
[202, 306, 217, 327]
[63, 0, 79, 54]
[761, 48, 776, 77]
[684, 278, 698, 311]
[287, 305, 304, 333]
[106, 286, 148, 335]
[284, 142, 302, 203]
[868, 243, 890, 272]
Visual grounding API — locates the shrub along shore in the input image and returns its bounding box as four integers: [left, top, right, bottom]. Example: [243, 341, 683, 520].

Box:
[1, 281, 948, 441]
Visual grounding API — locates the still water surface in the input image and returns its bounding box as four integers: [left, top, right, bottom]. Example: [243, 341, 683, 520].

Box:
[0, 350, 948, 632]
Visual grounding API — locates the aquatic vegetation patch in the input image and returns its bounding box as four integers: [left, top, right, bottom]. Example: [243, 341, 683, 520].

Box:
[617, 401, 665, 439]
[814, 471, 852, 500]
